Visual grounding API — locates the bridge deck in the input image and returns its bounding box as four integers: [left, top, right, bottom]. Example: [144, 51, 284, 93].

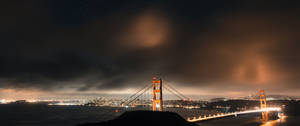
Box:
[187, 107, 281, 122]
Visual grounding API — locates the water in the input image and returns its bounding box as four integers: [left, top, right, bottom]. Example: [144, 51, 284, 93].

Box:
[1, 104, 299, 126]
[0, 104, 120, 126]
[198, 113, 300, 126]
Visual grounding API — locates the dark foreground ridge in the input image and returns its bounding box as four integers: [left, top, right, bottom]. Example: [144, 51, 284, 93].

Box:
[77, 111, 198, 126]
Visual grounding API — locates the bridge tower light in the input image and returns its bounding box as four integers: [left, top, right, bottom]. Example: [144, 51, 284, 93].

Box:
[259, 89, 268, 121]
[153, 76, 163, 111]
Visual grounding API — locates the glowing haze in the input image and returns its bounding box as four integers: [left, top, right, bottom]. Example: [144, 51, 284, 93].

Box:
[1, 0, 300, 100]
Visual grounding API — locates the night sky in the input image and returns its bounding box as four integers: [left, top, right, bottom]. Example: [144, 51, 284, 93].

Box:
[1, 0, 300, 99]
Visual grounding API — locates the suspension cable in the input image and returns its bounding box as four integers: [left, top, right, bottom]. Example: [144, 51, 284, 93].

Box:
[125, 85, 152, 106]
[164, 85, 186, 100]
[119, 84, 151, 105]
[164, 83, 191, 101]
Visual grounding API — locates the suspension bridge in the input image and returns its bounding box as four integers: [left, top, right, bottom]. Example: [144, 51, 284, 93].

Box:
[102, 76, 282, 122]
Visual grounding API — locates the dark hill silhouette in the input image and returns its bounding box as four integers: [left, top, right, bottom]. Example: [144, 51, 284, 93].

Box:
[77, 111, 198, 126]
[284, 100, 300, 116]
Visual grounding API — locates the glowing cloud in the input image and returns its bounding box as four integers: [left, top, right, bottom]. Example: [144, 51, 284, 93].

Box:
[121, 10, 170, 48]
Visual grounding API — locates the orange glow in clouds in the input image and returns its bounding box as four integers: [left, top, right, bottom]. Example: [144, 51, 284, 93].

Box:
[232, 42, 276, 85]
[234, 59, 271, 84]
[122, 10, 170, 48]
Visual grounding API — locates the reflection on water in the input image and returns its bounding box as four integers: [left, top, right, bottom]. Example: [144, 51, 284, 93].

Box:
[261, 120, 280, 126]
[260, 116, 287, 126]
[199, 113, 300, 126]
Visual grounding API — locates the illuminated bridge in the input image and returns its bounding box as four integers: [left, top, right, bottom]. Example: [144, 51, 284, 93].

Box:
[101, 76, 282, 122]
[186, 107, 281, 122]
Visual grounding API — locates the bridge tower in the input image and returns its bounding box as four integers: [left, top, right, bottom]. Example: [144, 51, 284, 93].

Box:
[152, 76, 163, 111]
[259, 89, 268, 121]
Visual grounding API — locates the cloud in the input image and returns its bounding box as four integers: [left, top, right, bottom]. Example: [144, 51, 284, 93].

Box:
[0, 0, 300, 96]
[119, 10, 171, 49]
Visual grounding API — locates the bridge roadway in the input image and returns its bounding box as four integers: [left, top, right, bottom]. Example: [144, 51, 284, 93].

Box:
[186, 107, 281, 122]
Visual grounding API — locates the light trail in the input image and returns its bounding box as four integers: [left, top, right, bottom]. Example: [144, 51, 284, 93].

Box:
[187, 107, 281, 122]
